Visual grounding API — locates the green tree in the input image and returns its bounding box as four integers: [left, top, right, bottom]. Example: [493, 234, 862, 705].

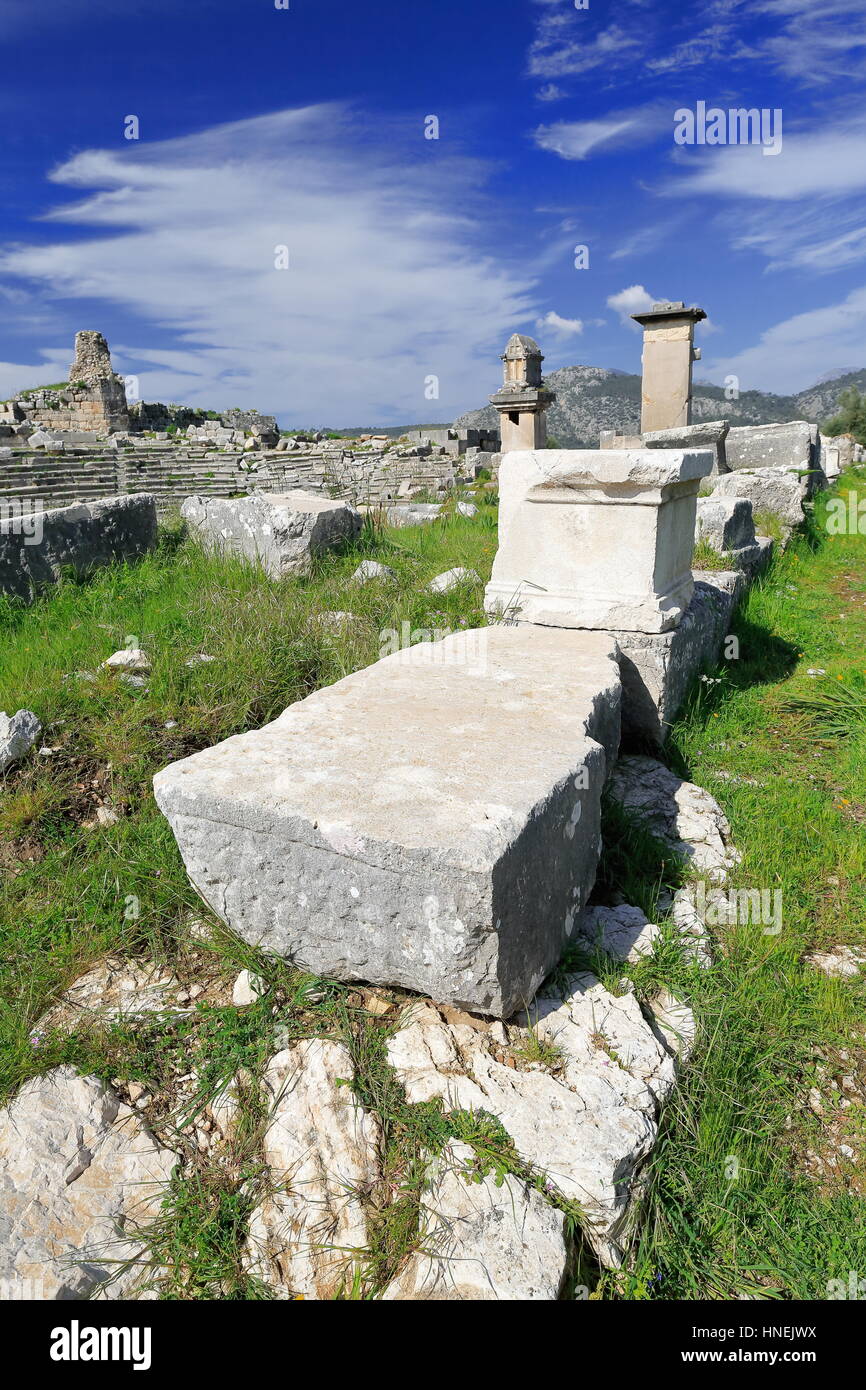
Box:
[824, 387, 866, 445]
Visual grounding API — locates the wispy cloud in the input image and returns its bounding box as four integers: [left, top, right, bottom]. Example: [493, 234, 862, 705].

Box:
[0, 105, 538, 423]
[533, 103, 669, 161]
[669, 117, 866, 200]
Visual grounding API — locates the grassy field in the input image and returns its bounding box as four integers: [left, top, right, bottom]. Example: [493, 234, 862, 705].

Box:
[1, 474, 865, 1298]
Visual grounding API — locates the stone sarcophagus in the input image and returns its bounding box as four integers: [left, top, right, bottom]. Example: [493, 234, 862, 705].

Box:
[484, 448, 714, 634]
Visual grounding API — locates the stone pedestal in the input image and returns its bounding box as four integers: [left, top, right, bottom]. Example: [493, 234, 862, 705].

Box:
[489, 333, 554, 452]
[484, 449, 714, 634]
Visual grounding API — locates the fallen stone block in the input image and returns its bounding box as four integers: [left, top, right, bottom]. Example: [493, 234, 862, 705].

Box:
[644, 419, 729, 474]
[181, 492, 360, 579]
[0, 1068, 176, 1299]
[705, 466, 809, 533]
[154, 626, 621, 1017]
[725, 420, 815, 473]
[383, 1140, 568, 1300]
[0, 709, 41, 774]
[0, 494, 158, 604]
[350, 559, 396, 584]
[695, 496, 773, 575]
[485, 449, 713, 633]
[610, 578, 738, 743]
[244, 1040, 380, 1299]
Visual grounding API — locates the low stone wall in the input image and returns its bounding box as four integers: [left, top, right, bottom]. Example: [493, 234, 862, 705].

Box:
[0, 493, 157, 603]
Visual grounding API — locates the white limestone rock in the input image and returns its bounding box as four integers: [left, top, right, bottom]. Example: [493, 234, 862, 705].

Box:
[608, 755, 740, 883]
[0, 709, 42, 774]
[383, 1140, 567, 1300]
[181, 492, 361, 580]
[102, 648, 150, 672]
[428, 567, 481, 594]
[573, 903, 659, 963]
[646, 989, 697, 1062]
[35, 958, 185, 1035]
[232, 968, 264, 1006]
[350, 559, 396, 584]
[805, 946, 866, 980]
[388, 979, 676, 1267]
[0, 1068, 176, 1299]
[456, 501, 478, 518]
[244, 1040, 380, 1299]
[154, 626, 621, 1017]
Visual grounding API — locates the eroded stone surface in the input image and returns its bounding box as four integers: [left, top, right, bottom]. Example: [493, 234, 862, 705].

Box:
[154, 626, 621, 1017]
[383, 1140, 567, 1300]
[35, 958, 183, 1035]
[0, 1068, 176, 1299]
[244, 1040, 380, 1299]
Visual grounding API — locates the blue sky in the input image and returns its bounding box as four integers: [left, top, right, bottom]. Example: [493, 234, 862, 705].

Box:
[1, 0, 865, 426]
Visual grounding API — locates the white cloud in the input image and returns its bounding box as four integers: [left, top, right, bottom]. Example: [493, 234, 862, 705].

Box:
[533, 104, 668, 161]
[537, 310, 583, 338]
[536, 83, 567, 103]
[606, 284, 662, 327]
[0, 105, 538, 424]
[528, 19, 641, 80]
[670, 118, 866, 200]
[702, 285, 866, 392]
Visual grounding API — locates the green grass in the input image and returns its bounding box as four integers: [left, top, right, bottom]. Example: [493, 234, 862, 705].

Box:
[604, 470, 866, 1299]
[4, 472, 866, 1299]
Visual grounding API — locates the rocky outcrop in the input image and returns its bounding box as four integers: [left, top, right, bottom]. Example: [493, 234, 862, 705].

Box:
[382, 1140, 568, 1300]
[245, 1040, 380, 1299]
[608, 755, 741, 884]
[0, 709, 41, 774]
[0, 1069, 176, 1300]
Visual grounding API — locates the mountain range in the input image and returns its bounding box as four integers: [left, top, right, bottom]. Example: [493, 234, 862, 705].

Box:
[454, 366, 866, 448]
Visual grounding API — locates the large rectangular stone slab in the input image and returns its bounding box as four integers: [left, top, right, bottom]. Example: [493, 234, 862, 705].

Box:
[181, 491, 361, 578]
[725, 421, 815, 472]
[154, 626, 621, 1017]
[0, 493, 157, 603]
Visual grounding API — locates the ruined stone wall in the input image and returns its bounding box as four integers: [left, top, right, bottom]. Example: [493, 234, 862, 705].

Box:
[0, 441, 470, 515]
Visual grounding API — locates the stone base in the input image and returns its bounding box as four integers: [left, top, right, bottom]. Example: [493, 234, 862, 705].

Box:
[154, 626, 621, 1018]
[610, 577, 739, 744]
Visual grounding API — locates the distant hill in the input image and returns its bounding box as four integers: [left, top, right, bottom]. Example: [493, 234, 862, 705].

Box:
[455, 366, 866, 448]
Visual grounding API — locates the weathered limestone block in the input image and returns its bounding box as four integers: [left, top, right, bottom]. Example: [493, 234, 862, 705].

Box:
[485, 449, 713, 633]
[0, 709, 41, 774]
[705, 466, 808, 532]
[725, 421, 816, 473]
[608, 755, 740, 883]
[181, 492, 360, 579]
[610, 578, 738, 743]
[383, 1140, 568, 1300]
[695, 496, 773, 575]
[0, 493, 157, 603]
[387, 980, 676, 1266]
[0, 1068, 176, 1299]
[644, 419, 729, 474]
[245, 1041, 380, 1299]
[154, 627, 621, 1017]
